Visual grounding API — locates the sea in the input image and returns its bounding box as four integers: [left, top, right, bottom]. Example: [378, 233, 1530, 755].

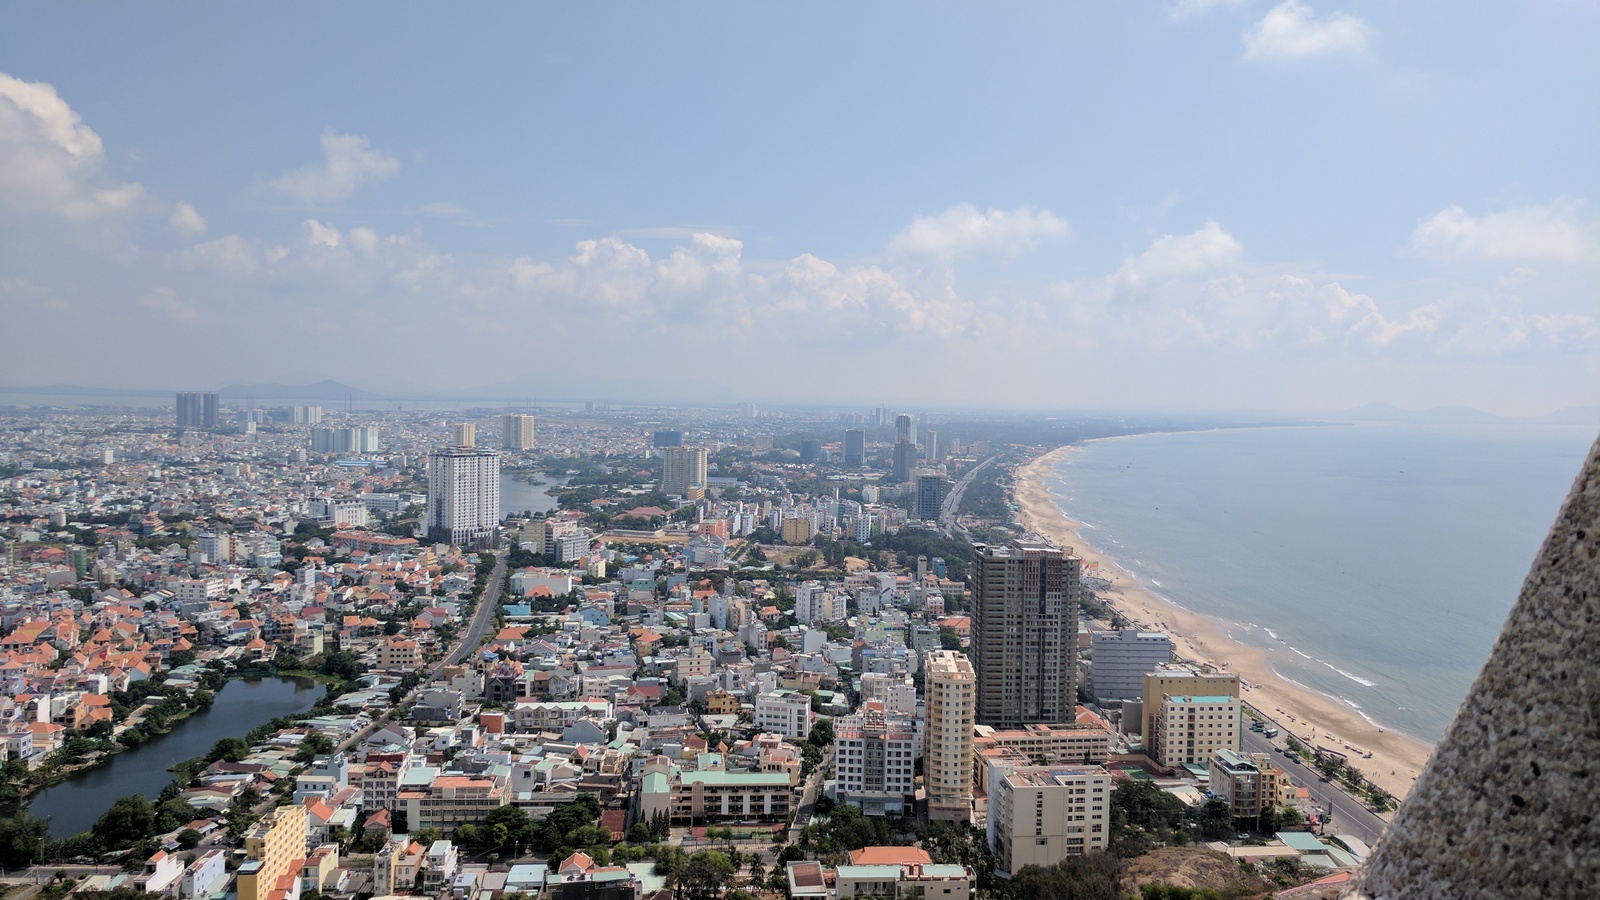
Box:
[1045, 422, 1597, 745]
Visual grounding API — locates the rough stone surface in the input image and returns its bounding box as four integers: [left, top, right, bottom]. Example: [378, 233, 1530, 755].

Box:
[1345, 435, 1600, 899]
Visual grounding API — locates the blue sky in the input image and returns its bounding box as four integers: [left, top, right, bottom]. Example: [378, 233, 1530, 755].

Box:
[2, 2, 1596, 413]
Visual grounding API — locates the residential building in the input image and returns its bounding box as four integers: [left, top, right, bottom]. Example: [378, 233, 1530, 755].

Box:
[501, 414, 536, 451]
[971, 542, 1080, 727]
[396, 773, 509, 831]
[237, 804, 308, 900]
[926, 649, 976, 823]
[755, 689, 812, 739]
[1138, 664, 1241, 740]
[1150, 694, 1240, 768]
[452, 422, 476, 448]
[426, 447, 501, 548]
[1089, 630, 1172, 704]
[834, 705, 918, 815]
[375, 637, 424, 672]
[637, 756, 794, 825]
[660, 446, 708, 497]
[1209, 748, 1281, 819]
[986, 763, 1112, 877]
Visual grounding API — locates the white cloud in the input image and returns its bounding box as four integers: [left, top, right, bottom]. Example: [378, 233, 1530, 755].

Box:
[1242, 1, 1370, 61]
[1113, 221, 1243, 288]
[0, 71, 143, 218]
[1410, 201, 1597, 263]
[1533, 313, 1600, 346]
[175, 234, 260, 274]
[272, 130, 400, 203]
[888, 204, 1068, 259]
[1171, 0, 1255, 21]
[170, 201, 206, 235]
[138, 287, 198, 321]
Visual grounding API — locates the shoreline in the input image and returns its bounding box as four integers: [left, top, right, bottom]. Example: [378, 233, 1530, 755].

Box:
[1015, 442, 1432, 802]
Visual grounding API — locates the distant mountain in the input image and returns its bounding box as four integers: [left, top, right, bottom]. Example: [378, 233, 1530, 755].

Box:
[1530, 406, 1600, 427]
[218, 380, 378, 402]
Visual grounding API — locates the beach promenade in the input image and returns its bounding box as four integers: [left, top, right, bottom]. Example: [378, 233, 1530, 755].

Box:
[1014, 444, 1434, 803]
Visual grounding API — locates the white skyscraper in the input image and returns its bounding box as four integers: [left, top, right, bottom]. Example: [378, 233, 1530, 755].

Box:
[451, 422, 476, 448]
[426, 447, 501, 548]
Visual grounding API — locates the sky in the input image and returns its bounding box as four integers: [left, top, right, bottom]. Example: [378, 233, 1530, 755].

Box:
[1, 2, 1597, 415]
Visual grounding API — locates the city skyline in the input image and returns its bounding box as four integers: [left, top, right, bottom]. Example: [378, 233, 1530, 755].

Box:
[2, 4, 1597, 415]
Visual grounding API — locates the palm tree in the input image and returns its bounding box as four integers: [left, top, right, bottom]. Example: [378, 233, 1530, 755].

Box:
[748, 857, 766, 886]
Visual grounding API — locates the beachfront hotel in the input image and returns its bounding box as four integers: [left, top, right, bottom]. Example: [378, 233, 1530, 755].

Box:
[970, 541, 1081, 727]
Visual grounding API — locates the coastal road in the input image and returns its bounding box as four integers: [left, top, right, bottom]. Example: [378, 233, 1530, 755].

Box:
[939, 456, 994, 538]
[1240, 728, 1390, 848]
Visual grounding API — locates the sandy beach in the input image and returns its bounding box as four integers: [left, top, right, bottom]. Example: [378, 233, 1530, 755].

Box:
[1015, 443, 1434, 803]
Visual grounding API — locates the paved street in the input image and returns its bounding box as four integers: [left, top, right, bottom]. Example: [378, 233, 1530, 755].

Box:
[1240, 724, 1390, 848]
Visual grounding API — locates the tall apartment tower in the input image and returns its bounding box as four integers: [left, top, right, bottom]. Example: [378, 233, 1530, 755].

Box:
[923, 430, 939, 462]
[843, 429, 866, 467]
[926, 649, 977, 823]
[176, 391, 219, 428]
[426, 447, 501, 548]
[451, 422, 476, 448]
[501, 414, 535, 451]
[891, 414, 916, 482]
[660, 446, 708, 496]
[916, 471, 949, 522]
[972, 541, 1081, 727]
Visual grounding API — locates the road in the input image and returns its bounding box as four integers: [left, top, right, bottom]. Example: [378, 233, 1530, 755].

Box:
[1240, 726, 1390, 848]
[335, 550, 505, 755]
[939, 456, 994, 538]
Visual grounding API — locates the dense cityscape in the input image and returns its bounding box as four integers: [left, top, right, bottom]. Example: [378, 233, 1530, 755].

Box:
[0, 394, 1390, 900]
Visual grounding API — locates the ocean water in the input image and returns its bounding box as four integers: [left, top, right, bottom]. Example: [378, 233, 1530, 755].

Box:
[1048, 422, 1596, 744]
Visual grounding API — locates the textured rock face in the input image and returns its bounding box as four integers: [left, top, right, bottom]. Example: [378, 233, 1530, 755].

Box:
[1345, 436, 1600, 899]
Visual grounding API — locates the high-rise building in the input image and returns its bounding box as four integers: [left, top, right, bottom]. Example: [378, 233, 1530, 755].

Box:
[916, 472, 949, 522]
[842, 429, 866, 467]
[652, 430, 684, 448]
[799, 439, 823, 463]
[291, 405, 322, 424]
[895, 414, 912, 444]
[971, 542, 1081, 727]
[175, 391, 219, 428]
[451, 422, 476, 448]
[926, 649, 977, 823]
[426, 447, 501, 548]
[834, 705, 918, 816]
[310, 426, 380, 454]
[501, 414, 535, 451]
[660, 446, 708, 496]
[892, 443, 916, 483]
[1089, 630, 1173, 705]
[923, 430, 939, 462]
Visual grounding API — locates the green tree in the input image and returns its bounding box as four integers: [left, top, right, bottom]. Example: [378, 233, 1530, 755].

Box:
[678, 850, 737, 900]
[176, 829, 202, 850]
[207, 737, 249, 763]
[0, 813, 49, 868]
[293, 732, 335, 763]
[93, 795, 157, 850]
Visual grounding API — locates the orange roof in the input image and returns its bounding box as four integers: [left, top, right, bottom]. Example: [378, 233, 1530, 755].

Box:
[850, 847, 933, 866]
